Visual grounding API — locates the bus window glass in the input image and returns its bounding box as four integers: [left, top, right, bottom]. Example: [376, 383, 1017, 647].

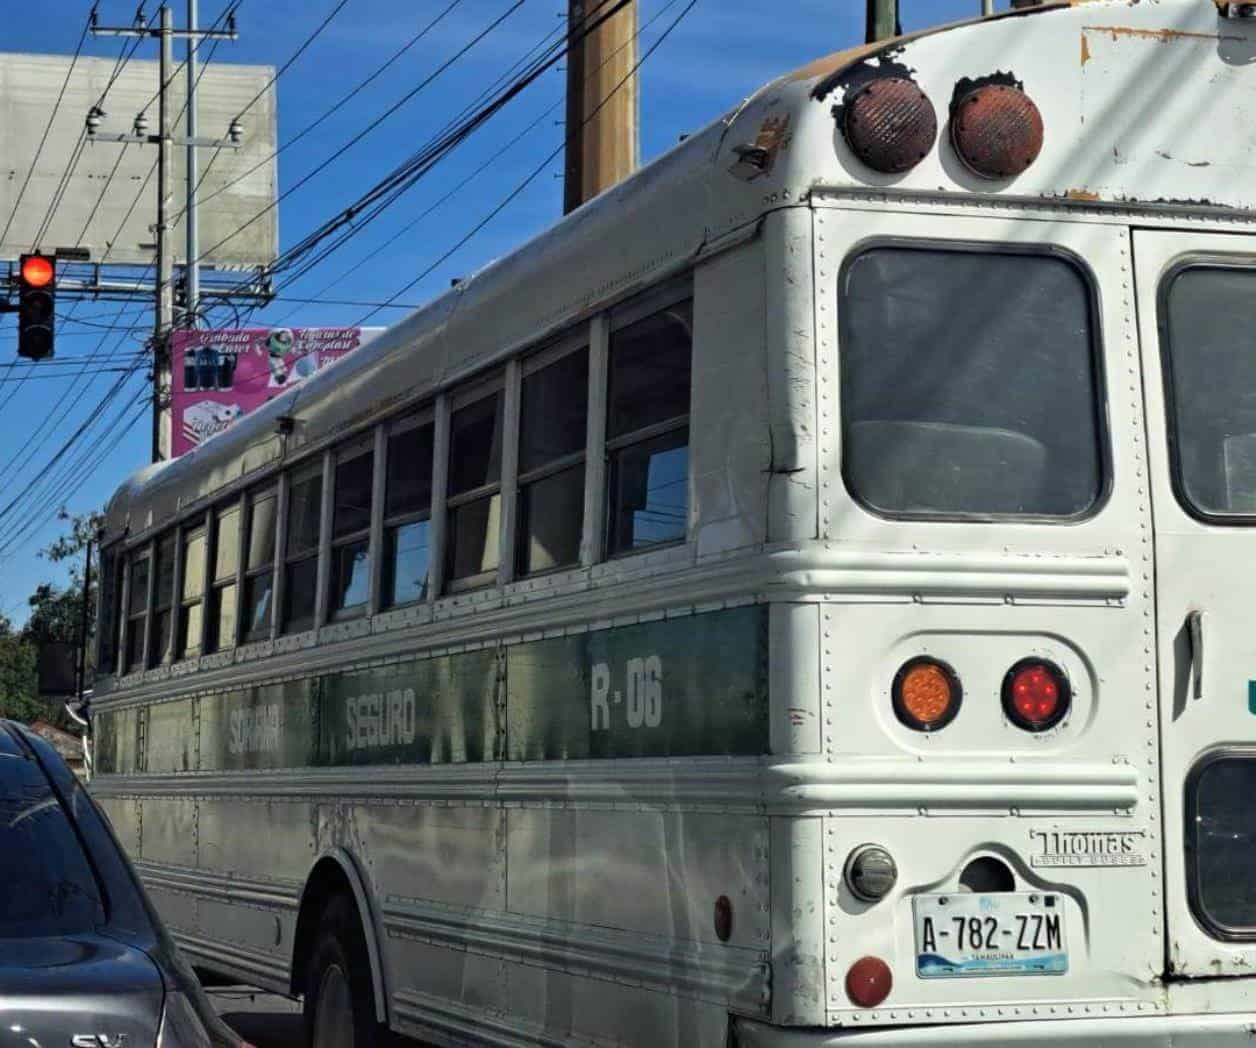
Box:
[1162, 265, 1256, 518]
[97, 547, 119, 673]
[606, 299, 692, 555]
[447, 392, 503, 586]
[384, 519, 430, 606]
[518, 348, 587, 576]
[330, 444, 373, 615]
[383, 418, 434, 607]
[242, 491, 276, 642]
[449, 393, 503, 496]
[149, 533, 176, 667]
[208, 503, 240, 652]
[839, 246, 1104, 519]
[246, 493, 276, 571]
[285, 469, 323, 633]
[125, 552, 149, 672]
[178, 521, 206, 659]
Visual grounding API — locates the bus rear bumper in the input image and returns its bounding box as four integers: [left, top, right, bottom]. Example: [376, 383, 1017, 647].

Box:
[734, 1014, 1256, 1047]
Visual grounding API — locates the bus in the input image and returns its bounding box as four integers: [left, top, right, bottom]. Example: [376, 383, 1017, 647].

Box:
[88, 0, 1256, 1044]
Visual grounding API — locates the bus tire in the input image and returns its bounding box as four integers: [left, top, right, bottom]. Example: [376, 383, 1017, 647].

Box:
[302, 894, 384, 1048]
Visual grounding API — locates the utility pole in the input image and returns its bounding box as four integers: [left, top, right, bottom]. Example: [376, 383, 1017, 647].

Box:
[866, 0, 900, 42]
[88, 4, 240, 464]
[563, 0, 638, 214]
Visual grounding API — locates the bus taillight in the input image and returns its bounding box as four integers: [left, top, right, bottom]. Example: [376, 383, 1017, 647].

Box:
[893, 656, 962, 732]
[1002, 658, 1071, 732]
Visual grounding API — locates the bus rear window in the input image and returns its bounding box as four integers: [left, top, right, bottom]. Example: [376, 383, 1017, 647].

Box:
[1161, 264, 1256, 520]
[839, 245, 1105, 520]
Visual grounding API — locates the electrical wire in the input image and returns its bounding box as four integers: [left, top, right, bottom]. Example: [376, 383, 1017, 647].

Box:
[357, 0, 701, 324]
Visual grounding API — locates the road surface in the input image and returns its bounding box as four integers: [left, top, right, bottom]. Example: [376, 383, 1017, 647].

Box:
[207, 987, 429, 1048]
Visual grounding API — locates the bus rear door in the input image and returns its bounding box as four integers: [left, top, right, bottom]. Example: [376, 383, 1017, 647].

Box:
[1135, 228, 1256, 977]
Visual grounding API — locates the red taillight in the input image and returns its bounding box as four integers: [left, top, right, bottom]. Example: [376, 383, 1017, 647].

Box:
[1003, 658, 1070, 732]
[845, 955, 893, 1008]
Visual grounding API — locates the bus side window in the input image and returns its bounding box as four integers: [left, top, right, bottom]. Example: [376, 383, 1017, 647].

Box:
[839, 245, 1104, 520]
[177, 519, 207, 660]
[148, 532, 176, 668]
[284, 465, 323, 633]
[329, 438, 373, 617]
[97, 547, 120, 674]
[208, 502, 241, 652]
[125, 550, 150, 673]
[382, 414, 434, 607]
[446, 386, 504, 589]
[241, 489, 277, 642]
[517, 346, 588, 577]
[606, 299, 693, 555]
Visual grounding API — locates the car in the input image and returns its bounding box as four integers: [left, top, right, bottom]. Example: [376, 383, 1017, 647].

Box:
[0, 718, 249, 1048]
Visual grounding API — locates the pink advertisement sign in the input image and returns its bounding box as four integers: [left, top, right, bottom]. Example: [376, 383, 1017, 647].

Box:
[170, 327, 382, 457]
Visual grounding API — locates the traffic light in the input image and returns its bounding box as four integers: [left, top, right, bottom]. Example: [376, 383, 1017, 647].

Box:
[18, 253, 55, 360]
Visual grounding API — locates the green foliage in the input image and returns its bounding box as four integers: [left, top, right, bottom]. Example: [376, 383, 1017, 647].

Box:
[0, 508, 101, 725]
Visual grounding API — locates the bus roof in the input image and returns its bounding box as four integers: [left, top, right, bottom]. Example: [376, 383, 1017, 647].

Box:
[105, 0, 1256, 544]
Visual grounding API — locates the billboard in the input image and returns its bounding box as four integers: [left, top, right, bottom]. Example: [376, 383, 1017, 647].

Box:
[0, 52, 277, 266]
[171, 327, 383, 457]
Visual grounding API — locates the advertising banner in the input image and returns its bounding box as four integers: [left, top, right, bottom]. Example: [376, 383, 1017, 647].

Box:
[170, 327, 382, 457]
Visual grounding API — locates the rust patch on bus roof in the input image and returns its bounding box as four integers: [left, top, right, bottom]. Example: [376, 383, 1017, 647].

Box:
[1065, 188, 1100, 202]
[1081, 32, 1092, 65]
[1084, 25, 1233, 44]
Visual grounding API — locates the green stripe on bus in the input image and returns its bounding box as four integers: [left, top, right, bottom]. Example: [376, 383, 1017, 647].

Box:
[92, 606, 769, 774]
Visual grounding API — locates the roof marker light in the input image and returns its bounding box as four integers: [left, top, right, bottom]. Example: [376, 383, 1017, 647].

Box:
[950, 82, 1044, 179]
[843, 77, 938, 175]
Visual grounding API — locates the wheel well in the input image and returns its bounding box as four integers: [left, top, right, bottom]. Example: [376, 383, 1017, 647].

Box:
[290, 858, 359, 999]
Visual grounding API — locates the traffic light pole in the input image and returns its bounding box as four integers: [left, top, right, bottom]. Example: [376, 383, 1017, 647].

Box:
[89, 4, 239, 463]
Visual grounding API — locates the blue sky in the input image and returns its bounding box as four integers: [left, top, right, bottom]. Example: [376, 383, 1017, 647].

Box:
[0, 0, 1005, 620]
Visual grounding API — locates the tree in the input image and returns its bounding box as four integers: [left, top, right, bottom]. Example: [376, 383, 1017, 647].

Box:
[0, 614, 42, 723]
[0, 510, 103, 725]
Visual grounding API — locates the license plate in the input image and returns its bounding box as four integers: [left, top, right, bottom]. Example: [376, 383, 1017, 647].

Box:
[912, 891, 1068, 977]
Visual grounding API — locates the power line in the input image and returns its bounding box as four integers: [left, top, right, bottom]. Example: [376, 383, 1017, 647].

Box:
[358, 0, 699, 325]
[200, 0, 627, 326]
[178, 0, 466, 224]
[271, 0, 671, 325]
[193, 0, 530, 267]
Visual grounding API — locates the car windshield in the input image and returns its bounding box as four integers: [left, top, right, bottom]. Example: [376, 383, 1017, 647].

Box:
[0, 738, 105, 937]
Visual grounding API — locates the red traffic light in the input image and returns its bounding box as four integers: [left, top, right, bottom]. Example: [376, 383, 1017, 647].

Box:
[20, 254, 54, 289]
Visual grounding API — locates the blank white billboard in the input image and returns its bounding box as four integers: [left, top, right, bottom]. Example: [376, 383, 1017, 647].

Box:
[0, 51, 277, 267]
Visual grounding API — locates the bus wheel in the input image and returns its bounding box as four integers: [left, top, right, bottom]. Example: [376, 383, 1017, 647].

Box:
[303, 894, 382, 1048]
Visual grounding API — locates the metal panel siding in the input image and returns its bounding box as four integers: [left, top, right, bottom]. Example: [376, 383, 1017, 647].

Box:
[692, 240, 770, 557]
[198, 799, 314, 883]
[505, 808, 770, 950]
[199, 680, 318, 771]
[360, 803, 505, 911]
[506, 606, 769, 760]
[139, 797, 196, 867]
[96, 795, 141, 857]
[146, 699, 197, 773]
[320, 650, 498, 767]
[94, 706, 143, 775]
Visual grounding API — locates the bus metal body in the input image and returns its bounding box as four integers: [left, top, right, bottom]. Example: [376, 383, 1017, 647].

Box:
[89, 2, 1256, 1043]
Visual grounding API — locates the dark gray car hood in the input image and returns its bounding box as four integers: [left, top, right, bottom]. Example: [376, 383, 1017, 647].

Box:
[0, 934, 163, 1048]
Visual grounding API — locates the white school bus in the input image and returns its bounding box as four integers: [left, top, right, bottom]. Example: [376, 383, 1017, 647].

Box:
[89, 1, 1256, 1044]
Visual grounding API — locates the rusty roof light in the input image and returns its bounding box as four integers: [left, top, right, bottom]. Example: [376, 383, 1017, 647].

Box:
[843, 77, 938, 175]
[950, 82, 1044, 180]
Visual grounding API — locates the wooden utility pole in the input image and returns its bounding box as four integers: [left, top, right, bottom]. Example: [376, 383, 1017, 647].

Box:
[866, 0, 899, 42]
[563, 0, 639, 214]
